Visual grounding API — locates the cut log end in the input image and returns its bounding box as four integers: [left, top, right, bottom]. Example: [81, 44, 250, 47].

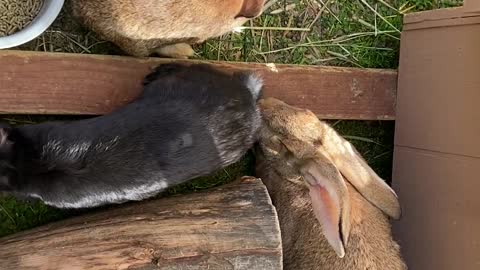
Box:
[0, 177, 283, 270]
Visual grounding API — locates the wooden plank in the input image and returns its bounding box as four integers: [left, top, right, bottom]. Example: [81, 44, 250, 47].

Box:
[0, 50, 397, 120]
[0, 177, 283, 270]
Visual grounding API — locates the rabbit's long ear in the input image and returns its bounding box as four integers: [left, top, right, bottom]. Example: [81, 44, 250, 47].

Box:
[299, 156, 351, 258]
[318, 121, 401, 219]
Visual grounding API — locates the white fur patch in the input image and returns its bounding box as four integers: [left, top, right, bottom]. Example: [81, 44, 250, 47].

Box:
[181, 133, 193, 147]
[244, 74, 263, 100]
[30, 179, 169, 208]
[233, 26, 245, 33]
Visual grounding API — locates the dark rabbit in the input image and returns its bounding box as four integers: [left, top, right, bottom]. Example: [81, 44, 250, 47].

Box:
[0, 63, 263, 208]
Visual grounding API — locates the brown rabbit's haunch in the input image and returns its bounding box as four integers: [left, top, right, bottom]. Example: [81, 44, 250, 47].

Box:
[255, 97, 407, 270]
[72, 0, 265, 58]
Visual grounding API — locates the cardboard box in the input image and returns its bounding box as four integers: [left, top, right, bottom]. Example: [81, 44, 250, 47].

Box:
[392, 3, 480, 269]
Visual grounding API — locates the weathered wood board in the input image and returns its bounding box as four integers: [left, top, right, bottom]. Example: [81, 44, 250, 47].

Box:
[0, 50, 397, 120]
[0, 177, 282, 270]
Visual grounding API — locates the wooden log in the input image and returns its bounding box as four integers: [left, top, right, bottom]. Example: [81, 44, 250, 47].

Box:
[0, 177, 282, 270]
[0, 50, 397, 120]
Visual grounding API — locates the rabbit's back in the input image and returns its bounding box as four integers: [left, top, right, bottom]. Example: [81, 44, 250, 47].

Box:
[139, 63, 262, 162]
[72, 0, 256, 42]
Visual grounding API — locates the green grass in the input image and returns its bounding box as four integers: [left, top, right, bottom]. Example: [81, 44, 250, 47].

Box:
[196, 0, 462, 68]
[0, 0, 463, 237]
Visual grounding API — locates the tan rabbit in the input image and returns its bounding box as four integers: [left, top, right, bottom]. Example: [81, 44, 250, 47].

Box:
[255, 97, 407, 270]
[71, 0, 265, 58]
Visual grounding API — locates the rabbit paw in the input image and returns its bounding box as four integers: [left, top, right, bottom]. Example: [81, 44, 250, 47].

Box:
[155, 43, 195, 59]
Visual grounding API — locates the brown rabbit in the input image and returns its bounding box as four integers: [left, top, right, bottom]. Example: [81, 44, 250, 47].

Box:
[255, 97, 407, 270]
[71, 0, 265, 58]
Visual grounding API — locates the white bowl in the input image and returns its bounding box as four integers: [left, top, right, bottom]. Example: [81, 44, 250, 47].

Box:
[0, 0, 65, 49]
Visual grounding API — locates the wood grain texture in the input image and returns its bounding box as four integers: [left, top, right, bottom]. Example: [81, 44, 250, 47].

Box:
[0, 177, 282, 270]
[0, 50, 397, 120]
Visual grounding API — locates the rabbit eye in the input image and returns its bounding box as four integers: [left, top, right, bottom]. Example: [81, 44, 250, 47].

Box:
[266, 135, 282, 150]
[271, 135, 281, 144]
[313, 139, 323, 148]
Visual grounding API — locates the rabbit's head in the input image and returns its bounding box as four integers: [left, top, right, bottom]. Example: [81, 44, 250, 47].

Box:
[257, 97, 401, 258]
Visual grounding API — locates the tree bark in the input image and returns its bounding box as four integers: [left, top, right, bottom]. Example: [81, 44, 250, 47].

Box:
[0, 177, 282, 270]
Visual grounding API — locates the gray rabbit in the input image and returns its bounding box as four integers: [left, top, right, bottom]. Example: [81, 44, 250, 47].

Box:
[0, 63, 262, 208]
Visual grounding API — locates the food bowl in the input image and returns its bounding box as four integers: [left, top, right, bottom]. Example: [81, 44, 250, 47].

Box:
[0, 0, 65, 49]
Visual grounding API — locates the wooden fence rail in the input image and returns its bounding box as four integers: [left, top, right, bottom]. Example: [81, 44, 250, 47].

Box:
[0, 50, 397, 120]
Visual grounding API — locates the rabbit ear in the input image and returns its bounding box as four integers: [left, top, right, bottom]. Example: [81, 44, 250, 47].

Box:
[299, 156, 351, 258]
[0, 127, 11, 145]
[0, 125, 14, 152]
[236, 0, 265, 18]
[318, 122, 401, 219]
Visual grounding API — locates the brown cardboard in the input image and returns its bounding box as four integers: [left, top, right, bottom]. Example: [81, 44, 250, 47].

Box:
[395, 13, 480, 158]
[403, 7, 480, 29]
[465, 0, 480, 12]
[393, 5, 480, 270]
[393, 147, 480, 270]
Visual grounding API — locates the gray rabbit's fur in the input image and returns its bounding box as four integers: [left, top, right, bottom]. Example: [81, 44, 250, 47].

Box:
[0, 64, 262, 209]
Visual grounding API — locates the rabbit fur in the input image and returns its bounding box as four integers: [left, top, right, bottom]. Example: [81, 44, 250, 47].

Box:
[0, 63, 263, 209]
[255, 97, 407, 270]
[71, 0, 266, 58]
